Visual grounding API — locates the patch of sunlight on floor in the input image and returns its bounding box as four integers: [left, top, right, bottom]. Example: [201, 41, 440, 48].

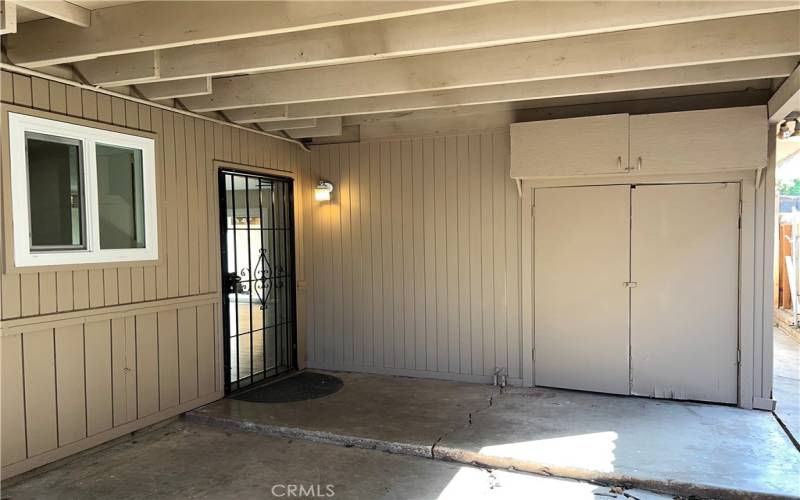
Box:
[478, 431, 618, 473]
[436, 466, 604, 499]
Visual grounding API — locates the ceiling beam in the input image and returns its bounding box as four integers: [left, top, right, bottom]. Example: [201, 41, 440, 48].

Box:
[1, 0, 17, 35]
[768, 64, 800, 123]
[265, 58, 795, 120]
[286, 117, 342, 138]
[16, 0, 90, 27]
[68, 1, 798, 85]
[5, 0, 500, 67]
[351, 87, 771, 139]
[226, 106, 293, 124]
[182, 12, 800, 111]
[75, 51, 160, 86]
[131, 77, 212, 101]
[257, 118, 318, 131]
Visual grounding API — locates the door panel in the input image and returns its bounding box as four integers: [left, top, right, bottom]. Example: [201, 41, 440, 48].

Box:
[630, 183, 739, 404]
[220, 170, 297, 393]
[534, 185, 631, 395]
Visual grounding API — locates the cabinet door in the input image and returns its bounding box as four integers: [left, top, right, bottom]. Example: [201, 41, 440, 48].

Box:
[511, 114, 629, 178]
[630, 183, 739, 404]
[629, 106, 766, 174]
[534, 185, 631, 395]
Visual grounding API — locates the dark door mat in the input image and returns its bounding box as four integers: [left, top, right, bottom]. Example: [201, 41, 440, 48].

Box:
[233, 372, 344, 403]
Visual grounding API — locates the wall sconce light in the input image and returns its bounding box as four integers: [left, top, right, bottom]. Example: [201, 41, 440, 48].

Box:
[314, 180, 334, 201]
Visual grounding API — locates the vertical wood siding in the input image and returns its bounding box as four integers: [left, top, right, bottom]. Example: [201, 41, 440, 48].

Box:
[301, 131, 522, 382]
[0, 70, 304, 478]
[0, 71, 301, 321]
[0, 301, 220, 471]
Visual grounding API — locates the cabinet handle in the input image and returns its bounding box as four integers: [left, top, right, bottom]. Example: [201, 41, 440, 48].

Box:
[617, 156, 622, 170]
[637, 156, 642, 170]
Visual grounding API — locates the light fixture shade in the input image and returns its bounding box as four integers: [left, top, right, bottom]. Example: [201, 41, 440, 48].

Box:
[779, 121, 792, 140]
[790, 120, 800, 143]
[314, 180, 334, 201]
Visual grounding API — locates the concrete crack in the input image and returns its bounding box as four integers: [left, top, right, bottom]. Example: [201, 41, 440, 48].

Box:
[430, 390, 500, 459]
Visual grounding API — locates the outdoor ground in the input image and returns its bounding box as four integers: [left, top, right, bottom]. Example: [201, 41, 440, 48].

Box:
[4, 371, 799, 500]
[2, 420, 670, 500]
[775, 326, 800, 444]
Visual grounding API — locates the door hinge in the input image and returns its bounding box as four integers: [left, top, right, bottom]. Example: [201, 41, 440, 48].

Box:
[623, 281, 638, 288]
[532, 347, 535, 361]
[737, 349, 741, 364]
[531, 204, 535, 217]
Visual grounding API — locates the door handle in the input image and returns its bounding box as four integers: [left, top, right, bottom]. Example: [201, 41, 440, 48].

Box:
[636, 156, 642, 171]
[617, 156, 623, 170]
[624, 281, 638, 288]
[224, 272, 242, 294]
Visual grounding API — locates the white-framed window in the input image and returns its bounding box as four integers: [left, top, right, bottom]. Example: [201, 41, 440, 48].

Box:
[8, 112, 158, 267]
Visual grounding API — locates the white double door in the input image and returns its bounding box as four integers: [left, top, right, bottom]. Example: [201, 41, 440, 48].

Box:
[533, 183, 739, 404]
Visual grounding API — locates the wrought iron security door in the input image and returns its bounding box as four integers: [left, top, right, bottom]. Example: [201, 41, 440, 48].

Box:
[219, 170, 296, 393]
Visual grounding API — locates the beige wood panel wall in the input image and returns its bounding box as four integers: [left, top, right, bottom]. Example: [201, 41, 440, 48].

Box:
[0, 70, 303, 321]
[300, 131, 522, 383]
[0, 299, 221, 478]
[0, 69, 306, 478]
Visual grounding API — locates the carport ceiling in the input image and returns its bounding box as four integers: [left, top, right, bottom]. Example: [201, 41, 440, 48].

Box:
[2, 0, 799, 139]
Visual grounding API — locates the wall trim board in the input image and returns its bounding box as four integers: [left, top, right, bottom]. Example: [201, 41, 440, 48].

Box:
[0, 104, 165, 275]
[0, 293, 220, 335]
[307, 362, 524, 387]
[214, 159, 298, 181]
[0, 391, 223, 480]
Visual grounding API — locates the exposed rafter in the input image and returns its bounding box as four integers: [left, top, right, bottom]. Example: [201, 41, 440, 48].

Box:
[76, 51, 160, 86]
[220, 58, 797, 121]
[349, 84, 772, 139]
[768, 63, 800, 123]
[182, 12, 800, 111]
[16, 0, 91, 27]
[257, 118, 318, 131]
[1, 0, 17, 35]
[5, 0, 502, 67]
[131, 76, 212, 101]
[286, 117, 342, 138]
[53, 1, 799, 86]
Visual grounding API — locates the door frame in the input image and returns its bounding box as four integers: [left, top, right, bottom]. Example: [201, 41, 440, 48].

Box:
[212, 160, 304, 394]
[520, 170, 764, 408]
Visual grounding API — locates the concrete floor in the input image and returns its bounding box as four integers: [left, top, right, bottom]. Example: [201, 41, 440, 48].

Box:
[1, 420, 671, 500]
[775, 326, 800, 443]
[190, 371, 800, 499]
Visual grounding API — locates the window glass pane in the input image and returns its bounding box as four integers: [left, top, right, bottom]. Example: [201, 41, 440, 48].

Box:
[97, 143, 145, 249]
[25, 133, 84, 249]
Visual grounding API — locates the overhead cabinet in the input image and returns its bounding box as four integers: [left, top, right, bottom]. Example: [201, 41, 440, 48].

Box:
[509, 114, 629, 177]
[511, 106, 766, 178]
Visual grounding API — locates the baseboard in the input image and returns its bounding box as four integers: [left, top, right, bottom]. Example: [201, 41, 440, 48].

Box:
[307, 362, 524, 387]
[0, 391, 223, 480]
[753, 397, 776, 411]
